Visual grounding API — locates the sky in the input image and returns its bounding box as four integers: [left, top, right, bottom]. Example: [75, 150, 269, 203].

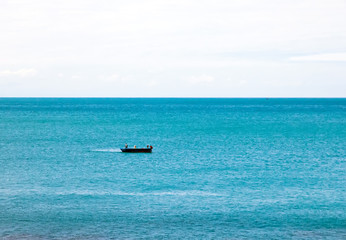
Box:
[0, 0, 345, 97]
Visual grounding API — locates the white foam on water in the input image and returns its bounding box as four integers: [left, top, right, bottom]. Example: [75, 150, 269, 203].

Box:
[92, 148, 122, 153]
[55, 190, 225, 197]
[0, 189, 224, 197]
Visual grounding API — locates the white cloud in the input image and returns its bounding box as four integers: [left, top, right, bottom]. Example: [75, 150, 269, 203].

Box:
[71, 75, 81, 80]
[187, 75, 215, 85]
[98, 74, 130, 84]
[147, 80, 158, 87]
[0, 0, 345, 96]
[0, 68, 37, 77]
[289, 53, 346, 62]
[104, 74, 123, 83]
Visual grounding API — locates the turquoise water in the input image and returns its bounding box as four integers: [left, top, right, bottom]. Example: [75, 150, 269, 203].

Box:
[0, 98, 345, 239]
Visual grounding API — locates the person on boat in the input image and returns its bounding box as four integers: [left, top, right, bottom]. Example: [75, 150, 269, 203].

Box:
[147, 145, 149, 148]
[134, 145, 136, 149]
[125, 143, 128, 148]
[150, 145, 153, 149]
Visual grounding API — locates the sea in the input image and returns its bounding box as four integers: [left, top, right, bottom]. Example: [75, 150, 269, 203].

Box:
[0, 98, 345, 239]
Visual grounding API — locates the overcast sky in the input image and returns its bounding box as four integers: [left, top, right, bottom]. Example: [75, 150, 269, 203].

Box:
[0, 0, 345, 97]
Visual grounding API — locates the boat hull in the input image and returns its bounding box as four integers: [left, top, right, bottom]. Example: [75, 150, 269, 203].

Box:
[121, 148, 152, 153]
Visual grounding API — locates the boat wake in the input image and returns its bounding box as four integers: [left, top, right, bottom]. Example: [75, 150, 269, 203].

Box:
[92, 148, 121, 153]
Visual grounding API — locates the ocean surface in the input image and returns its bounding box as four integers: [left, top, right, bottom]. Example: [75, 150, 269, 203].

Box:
[0, 98, 345, 239]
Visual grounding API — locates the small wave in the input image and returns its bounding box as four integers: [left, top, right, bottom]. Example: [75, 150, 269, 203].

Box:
[55, 190, 224, 197]
[92, 148, 121, 153]
[0, 189, 224, 197]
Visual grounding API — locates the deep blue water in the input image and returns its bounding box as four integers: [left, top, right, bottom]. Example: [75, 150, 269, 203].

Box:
[0, 98, 345, 239]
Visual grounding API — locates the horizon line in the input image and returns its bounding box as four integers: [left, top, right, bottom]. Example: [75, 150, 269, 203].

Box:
[0, 96, 345, 99]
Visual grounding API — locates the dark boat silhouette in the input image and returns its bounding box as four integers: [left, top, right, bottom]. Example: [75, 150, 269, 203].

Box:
[121, 146, 153, 153]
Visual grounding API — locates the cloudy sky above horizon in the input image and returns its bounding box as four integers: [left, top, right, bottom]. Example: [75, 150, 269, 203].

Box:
[1, 0, 345, 97]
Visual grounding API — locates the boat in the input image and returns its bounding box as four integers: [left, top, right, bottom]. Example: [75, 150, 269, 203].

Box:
[121, 146, 153, 153]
